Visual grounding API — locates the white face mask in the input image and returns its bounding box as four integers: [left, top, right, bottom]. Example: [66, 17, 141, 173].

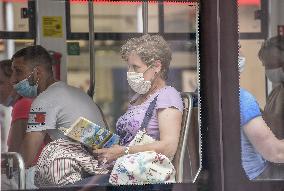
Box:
[238, 56, 246, 73]
[127, 72, 151, 94]
[127, 65, 154, 94]
[265, 67, 284, 83]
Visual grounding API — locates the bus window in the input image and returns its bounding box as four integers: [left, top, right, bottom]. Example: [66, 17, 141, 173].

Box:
[164, 4, 197, 33]
[238, 0, 284, 181]
[238, 0, 262, 33]
[0, 0, 30, 32]
[70, 2, 159, 33]
[1, 0, 202, 189]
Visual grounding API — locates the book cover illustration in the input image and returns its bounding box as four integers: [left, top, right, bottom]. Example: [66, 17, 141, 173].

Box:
[60, 117, 120, 149]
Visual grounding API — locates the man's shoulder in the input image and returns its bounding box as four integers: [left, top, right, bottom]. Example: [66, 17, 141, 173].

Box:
[33, 81, 89, 106]
[45, 81, 83, 95]
[36, 81, 67, 98]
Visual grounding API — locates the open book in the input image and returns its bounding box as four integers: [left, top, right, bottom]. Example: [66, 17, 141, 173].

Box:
[59, 117, 120, 149]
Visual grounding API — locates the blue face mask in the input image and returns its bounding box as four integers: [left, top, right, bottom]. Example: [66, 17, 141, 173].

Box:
[13, 71, 38, 98]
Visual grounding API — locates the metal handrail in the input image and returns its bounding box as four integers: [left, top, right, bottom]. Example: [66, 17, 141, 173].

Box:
[87, 0, 95, 98]
[176, 92, 193, 182]
[142, 1, 148, 34]
[1, 152, 26, 189]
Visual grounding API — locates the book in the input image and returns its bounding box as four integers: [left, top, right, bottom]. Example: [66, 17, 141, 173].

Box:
[59, 117, 120, 149]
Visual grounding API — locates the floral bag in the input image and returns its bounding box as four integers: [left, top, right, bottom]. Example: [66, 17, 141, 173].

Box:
[109, 151, 175, 185]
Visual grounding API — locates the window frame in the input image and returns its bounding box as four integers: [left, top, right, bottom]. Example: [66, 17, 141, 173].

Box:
[0, 0, 36, 41]
[239, 0, 268, 40]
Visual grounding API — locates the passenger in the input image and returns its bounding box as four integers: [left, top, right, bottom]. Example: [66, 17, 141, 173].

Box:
[258, 36, 284, 139]
[84, 34, 183, 184]
[0, 59, 44, 189]
[0, 60, 15, 153]
[10, 45, 106, 169]
[0, 60, 33, 153]
[240, 87, 284, 180]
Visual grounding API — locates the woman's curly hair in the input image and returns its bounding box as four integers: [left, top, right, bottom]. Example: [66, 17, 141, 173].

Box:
[121, 34, 172, 80]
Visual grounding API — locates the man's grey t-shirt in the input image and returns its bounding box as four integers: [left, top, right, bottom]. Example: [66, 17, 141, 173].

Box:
[27, 81, 105, 140]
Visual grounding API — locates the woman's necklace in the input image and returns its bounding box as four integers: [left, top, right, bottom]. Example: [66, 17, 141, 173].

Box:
[140, 85, 158, 101]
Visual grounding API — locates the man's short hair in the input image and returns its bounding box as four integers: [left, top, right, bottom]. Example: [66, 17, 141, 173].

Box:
[12, 45, 53, 72]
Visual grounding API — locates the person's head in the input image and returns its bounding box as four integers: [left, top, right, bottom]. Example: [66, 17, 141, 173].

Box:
[121, 34, 172, 94]
[11, 45, 54, 97]
[258, 36, 284, 83]
[0, 60, 14, 106]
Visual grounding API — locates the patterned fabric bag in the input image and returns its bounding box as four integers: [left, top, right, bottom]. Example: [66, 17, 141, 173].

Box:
[109, 95, 176, 185]
[34, 138, 107, 187]
[109, 151, 175, 185]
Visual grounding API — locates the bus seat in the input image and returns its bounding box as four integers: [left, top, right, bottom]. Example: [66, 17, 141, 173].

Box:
[173, 92, 199, 183]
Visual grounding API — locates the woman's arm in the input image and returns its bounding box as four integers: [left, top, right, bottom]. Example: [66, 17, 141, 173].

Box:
[7, 119, 27, 152]
[129, 107, 182, 158]
[243, 116, 284, 163]
[95, 107, 182, 163]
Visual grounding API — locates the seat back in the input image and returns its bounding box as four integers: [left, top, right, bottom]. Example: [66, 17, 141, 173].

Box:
[173, 92, 200, 182]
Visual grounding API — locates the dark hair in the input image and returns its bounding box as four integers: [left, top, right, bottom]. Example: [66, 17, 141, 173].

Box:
[12, 45, 53, 73]
[0, 59, 13, 78]
[258, 36, 284, 61]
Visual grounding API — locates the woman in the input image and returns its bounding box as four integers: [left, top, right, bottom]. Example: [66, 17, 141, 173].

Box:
[36, 34, 183, 187]
[94, 34, 183, 173]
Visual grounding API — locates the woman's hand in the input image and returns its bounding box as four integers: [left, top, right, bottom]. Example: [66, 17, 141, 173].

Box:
[93, 145, 125, 164]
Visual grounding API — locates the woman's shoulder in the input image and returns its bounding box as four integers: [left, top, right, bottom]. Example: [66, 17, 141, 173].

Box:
[157, 86, 182, 102]
[156, 86, 183, 112]
[159, 86, 181, 97]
